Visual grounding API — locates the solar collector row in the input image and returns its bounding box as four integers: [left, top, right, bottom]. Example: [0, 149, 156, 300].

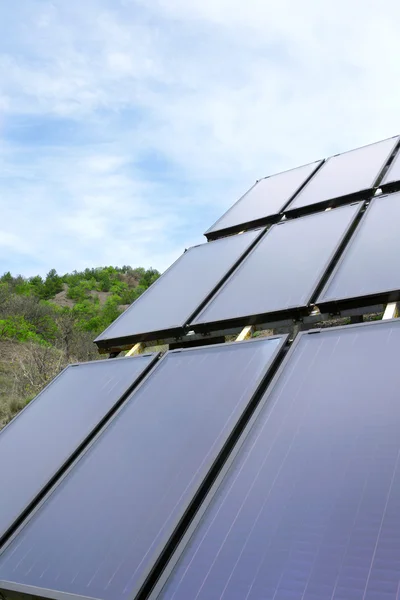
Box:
[94, 228, 262, 350]
[95, 203, 363, 351]
[95, 190, 400, 351]
[205, 135, 399, 240]
[3, 306, 400, 600]
[0, 337, 287, 600]
[152, 319, 400, 600]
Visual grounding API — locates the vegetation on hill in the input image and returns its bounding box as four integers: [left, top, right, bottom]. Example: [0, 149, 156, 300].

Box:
[0, 266, 160, 429]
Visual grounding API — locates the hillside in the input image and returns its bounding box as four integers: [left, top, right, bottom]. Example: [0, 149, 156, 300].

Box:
[0, 266, 160, 429]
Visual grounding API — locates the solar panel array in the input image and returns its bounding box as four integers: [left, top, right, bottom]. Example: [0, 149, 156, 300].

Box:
[3, 134, 400, 600]
[152, 320, 400, 600]
[0, 338, 286, 600]
[90, 134, 400, 353]
[207, 135, 398, 236]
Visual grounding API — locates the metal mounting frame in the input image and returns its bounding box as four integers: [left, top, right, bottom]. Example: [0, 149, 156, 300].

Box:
[283, 187, 372, 219]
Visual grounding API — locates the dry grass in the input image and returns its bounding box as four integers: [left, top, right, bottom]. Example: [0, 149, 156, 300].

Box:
[0, 340, 71, 430]
[50, 284, 75, 309]
[0, 340, 22, 428]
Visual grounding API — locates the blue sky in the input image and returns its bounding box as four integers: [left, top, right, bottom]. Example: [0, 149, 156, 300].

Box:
[1, 0, 400, 277]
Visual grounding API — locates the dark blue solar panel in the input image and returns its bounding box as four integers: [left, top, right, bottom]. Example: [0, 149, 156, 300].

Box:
[0, 337, 286, 600]
[318, 193, 400, 309]
[286, 136, 398, 213]
[95, 229, 261, 349]
[154, 320, 400, 600]
[192, 203, 362, 330]
[204, 161, 322, 240]
[0, 355, 156, 545]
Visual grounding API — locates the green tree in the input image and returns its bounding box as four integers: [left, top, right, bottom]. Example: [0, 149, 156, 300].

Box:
[29, 275, 45, 298]
[0, 272, 13, 284]
[139, 268, 159, 288]
[0, 316, 46, 344]
[42, 269, 63, 299]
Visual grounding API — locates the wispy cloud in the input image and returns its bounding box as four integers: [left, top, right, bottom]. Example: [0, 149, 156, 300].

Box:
[1, 0, 400, 276]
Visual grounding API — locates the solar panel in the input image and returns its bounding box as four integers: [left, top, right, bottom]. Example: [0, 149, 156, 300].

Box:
[204, 161, 322, 241]
[95, 230, 261, 351]
[0, 337, 287, 600]
[153, 320, 400, 600]
[317, 193, 400, 312]
[285, 136, 398, 215]
[0, 355, 157, 546]
[191, 202, 362, 332]
[380, 143, 400, 191]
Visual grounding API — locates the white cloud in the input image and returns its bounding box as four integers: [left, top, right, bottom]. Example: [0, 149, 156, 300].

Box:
[0, 231, 32, 254]
[1, 0, 400, 276]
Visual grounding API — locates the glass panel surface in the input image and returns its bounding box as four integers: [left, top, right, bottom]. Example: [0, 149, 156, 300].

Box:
[0, 338, 284, 600]
[157, 321, 400, 600]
